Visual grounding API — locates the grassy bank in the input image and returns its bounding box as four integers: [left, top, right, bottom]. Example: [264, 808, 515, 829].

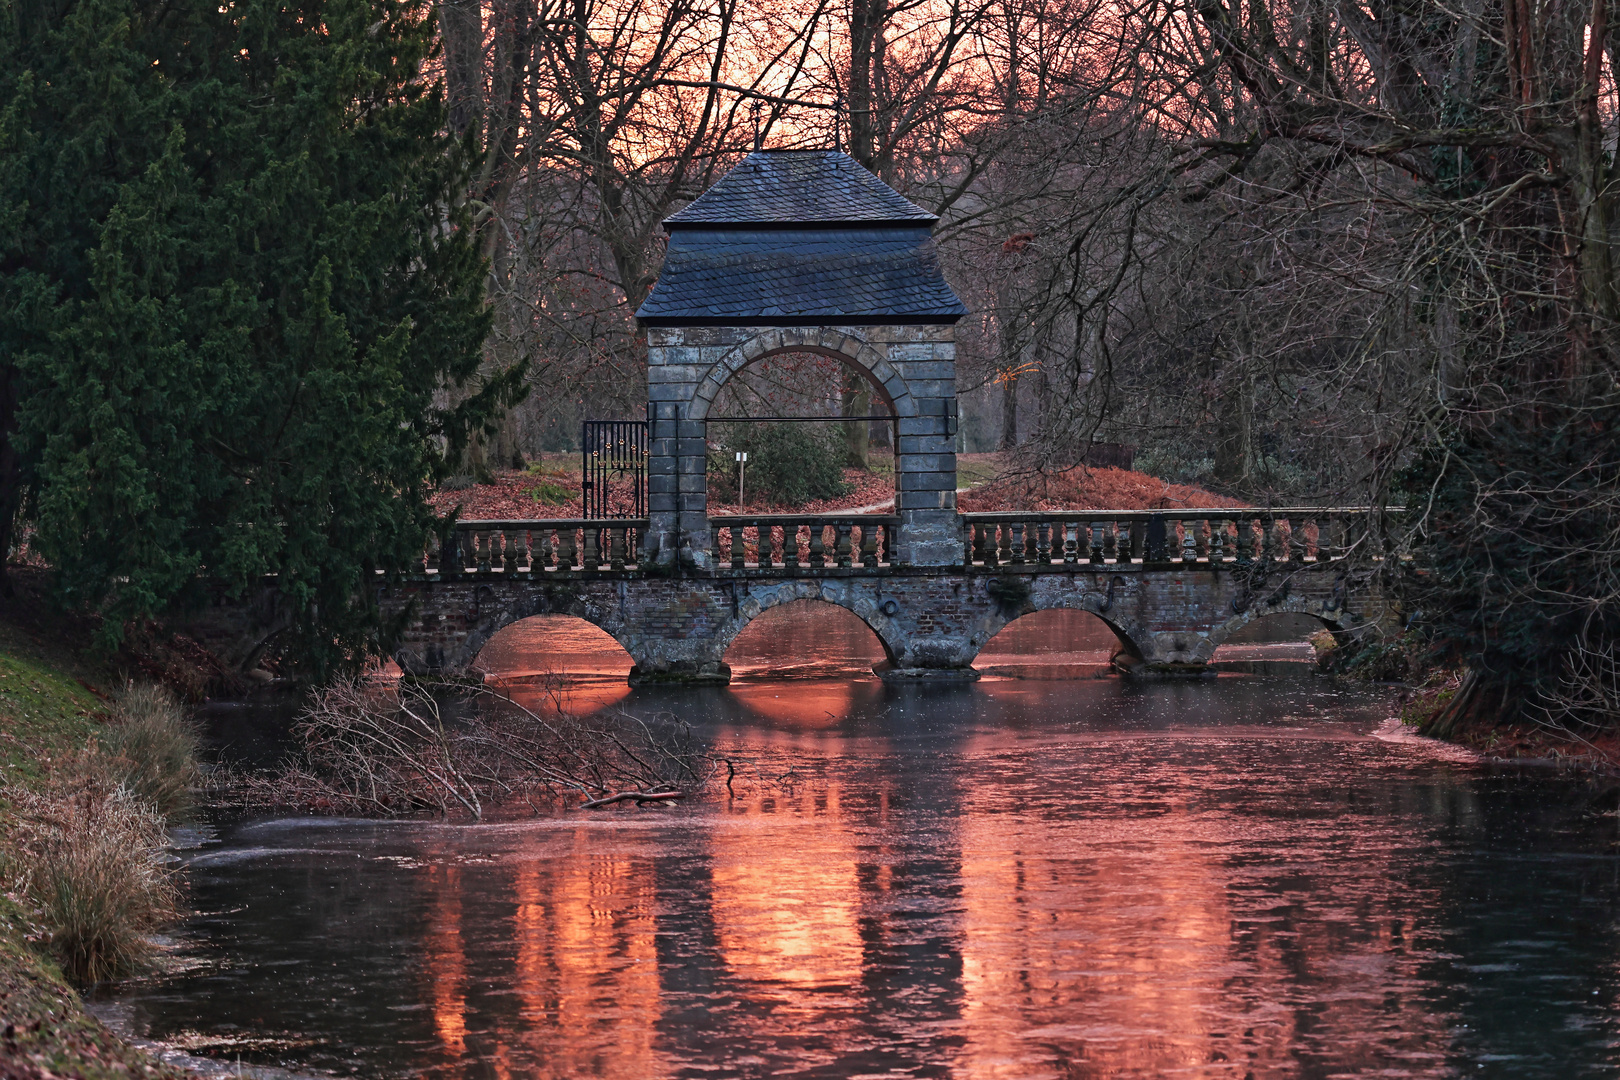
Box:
[0, 591, 195, 1079]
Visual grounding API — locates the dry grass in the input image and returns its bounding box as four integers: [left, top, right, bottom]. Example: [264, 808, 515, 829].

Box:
[94, 683, 202, 820]
[3, 773, 182, 985]
[2, 681, 199, 988]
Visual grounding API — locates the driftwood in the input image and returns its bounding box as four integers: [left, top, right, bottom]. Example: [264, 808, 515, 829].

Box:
[232, 676, 718, 818]
[578, 789, 685, 809]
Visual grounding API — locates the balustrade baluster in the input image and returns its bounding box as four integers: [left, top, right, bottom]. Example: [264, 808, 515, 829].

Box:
[1260, 516, 1277, 562]
[1209, 519, 1227, 562]
[992, 524, 1008, 566]
[1090, 521, 1105, 563]
[808, 523, 827, 568]
[1035, 522, 1052, 564]
[1006, 522, 1024, 565]
[835, 523, 853, 567]
[551, 526, 572, 570]
[1322, 514, 1344, 560]
[1193, 518, 1210, 561]
[609, 525, 627, 570]
[506, 529, 525, 573]
[1062, 521, 1078, 564]
[727, 525, 744, 569]
[1180, 519, 1197, 562]
[1098, 521, 1114, 562]
[1129, 518, 1146, 562]
[862, 524, 881, 567]
[577, 525, 596, 570]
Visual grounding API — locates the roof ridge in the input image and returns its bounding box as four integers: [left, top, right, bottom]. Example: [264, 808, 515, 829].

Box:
[665, 149, 936, 227]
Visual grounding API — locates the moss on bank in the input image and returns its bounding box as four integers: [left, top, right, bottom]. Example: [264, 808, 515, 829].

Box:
[0, 592, 194, 1079]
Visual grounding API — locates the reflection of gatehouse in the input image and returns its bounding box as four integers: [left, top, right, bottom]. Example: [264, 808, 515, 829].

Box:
[386, 150, 1395, 682]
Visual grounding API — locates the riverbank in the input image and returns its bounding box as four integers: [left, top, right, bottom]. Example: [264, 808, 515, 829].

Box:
[1400, 672, 1620, 775]
[0, 578, 197, 1080]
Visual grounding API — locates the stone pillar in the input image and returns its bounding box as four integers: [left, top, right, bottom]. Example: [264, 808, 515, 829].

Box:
[879, 326, 960, 566]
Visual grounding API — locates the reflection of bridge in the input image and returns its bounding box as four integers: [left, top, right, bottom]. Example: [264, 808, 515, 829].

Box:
[385, 150, 1396, 681]
[384, 506, 1395, 681]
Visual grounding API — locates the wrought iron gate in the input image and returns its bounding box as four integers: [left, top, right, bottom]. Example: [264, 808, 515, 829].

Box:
[581, 419, 649, 519]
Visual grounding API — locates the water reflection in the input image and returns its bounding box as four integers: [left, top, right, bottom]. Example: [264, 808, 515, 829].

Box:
[110, 613, 1620, 1079]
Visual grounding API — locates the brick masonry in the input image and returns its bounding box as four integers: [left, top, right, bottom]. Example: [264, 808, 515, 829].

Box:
[646, 324, 961, 569]
[383, 559, 1386, 683]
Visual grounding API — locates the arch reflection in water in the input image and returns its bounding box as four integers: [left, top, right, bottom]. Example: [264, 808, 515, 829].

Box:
[115, 676, 1620, 1077]
[474, 615, 635, 714]
[724, 598, 892, 681]
[973, 608, 1126, 678]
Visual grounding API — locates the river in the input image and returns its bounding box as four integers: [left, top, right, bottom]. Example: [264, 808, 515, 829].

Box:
[100, 605, 1620, 1078]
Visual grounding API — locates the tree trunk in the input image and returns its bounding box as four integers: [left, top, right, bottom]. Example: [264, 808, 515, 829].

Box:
[1213, 347, 1252, 487]
[843, 375, 870, 469]
[999, 373, 1019, 451]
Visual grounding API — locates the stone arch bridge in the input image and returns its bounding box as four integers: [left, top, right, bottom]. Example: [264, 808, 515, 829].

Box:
[376, 151, 1398, 682]
[384, 508, 1395, 682]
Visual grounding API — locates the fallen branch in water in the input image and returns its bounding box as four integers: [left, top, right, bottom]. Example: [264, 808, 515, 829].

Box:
[226, 675, 721, 818]
[578, 789, 685, 809]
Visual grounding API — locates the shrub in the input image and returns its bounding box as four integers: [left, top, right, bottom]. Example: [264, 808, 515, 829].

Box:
[97, 684, 201, 820]
[707, 422, 852, 507]
[4, 777, 182, 985]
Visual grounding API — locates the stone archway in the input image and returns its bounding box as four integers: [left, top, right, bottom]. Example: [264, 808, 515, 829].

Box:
[712, 578, 905, 667]
[1199, 598, 1358, 662]
[963, 587, 1153, 670]
[686, 328, 918, 424]
[645, 323, 960, 570]
[394, 586, 647, 676]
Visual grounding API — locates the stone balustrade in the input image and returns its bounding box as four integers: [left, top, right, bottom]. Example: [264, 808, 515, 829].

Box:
[709, 514, 899, 570]
[962, 509, 1391, 568]
[426, 520, 649, 575]
[411, 510, 1392, 577]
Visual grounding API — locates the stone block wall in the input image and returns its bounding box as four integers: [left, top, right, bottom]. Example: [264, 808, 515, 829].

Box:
[384, 561, 1382, 682]
[646, 324, 959, 567]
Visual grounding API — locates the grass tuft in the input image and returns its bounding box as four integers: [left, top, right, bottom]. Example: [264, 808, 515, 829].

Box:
[96, 683, 201, 819]
[4, 774, 182, 985]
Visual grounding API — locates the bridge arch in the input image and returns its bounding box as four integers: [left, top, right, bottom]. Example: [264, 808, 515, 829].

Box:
[395, 586, 646, 676]
[685, 328, 918, 423]
[1199, 598, 1358, 662]
[966, 589, 1152, 666]
[972, 607, 1139, 667]
[714, 580, 903, 668]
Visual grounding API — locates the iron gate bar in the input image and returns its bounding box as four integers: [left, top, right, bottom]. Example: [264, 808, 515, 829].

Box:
[581, 419, 649, 519]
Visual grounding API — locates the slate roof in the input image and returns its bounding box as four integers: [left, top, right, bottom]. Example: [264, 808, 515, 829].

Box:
[665, 149, 936, 228]
[636, 228, 966, 325]
[637, 150, 965, 326]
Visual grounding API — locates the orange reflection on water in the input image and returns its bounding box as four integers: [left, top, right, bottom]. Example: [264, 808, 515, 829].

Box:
[498, 677, 634, 717]
[710, 784, 864, 992]
[506, 834, 664, 1077]
[423, 864, 467, 1059]
[728, 679, 884, 726]
[956, 804, 1240, 1075]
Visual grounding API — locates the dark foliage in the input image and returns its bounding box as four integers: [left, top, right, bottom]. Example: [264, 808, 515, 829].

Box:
[0, 0, 520, 672]
[706, 422, 852, 507]
[1401, 396, 1620, 728]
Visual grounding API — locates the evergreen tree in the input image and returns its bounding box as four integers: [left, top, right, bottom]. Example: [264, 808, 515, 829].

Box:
[0, 0, 520, 670]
